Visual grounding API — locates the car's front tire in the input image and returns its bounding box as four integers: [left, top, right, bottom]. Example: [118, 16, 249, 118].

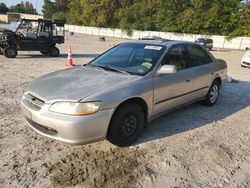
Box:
[3, 46, 17, 58]
[49, 47, 60, 57]
[203, 80, 220, 106]
[107, 103, 145, 147]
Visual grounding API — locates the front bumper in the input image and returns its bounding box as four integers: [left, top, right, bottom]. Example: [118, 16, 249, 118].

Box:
[241, 58, 250, 67]
[21, 98, 114, 145]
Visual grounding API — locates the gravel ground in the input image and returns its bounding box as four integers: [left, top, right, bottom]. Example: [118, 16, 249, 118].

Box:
[0, 34, 250, 188]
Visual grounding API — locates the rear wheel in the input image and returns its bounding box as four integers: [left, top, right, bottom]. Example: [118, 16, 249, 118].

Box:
[49, 47, 60, 57]
[203, 80, 220, 106]
[107, 103, 145, 147]
[3, 46, 17, 58]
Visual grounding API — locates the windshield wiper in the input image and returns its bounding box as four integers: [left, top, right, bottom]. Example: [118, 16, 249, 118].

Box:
[91, 64, 131, 75]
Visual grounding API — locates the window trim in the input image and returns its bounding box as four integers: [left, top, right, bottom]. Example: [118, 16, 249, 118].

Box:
[158, 44, 189, 71]
[156, 43, 214, 74]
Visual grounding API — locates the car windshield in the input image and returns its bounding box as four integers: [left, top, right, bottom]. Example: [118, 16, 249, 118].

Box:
[89, 43, 165, 75]
[8, 21, 20, 32]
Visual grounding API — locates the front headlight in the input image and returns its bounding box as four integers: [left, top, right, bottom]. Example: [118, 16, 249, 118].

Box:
[49, 101, 102, 115]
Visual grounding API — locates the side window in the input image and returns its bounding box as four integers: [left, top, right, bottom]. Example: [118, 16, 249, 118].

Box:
[187, 45, 212, 67]
[208, 39, 213, 43]
[161, 44, 188, 70]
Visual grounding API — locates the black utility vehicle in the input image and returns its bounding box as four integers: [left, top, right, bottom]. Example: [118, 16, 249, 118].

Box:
[0, 19, 65, 58]
[195, 38, 213, 51]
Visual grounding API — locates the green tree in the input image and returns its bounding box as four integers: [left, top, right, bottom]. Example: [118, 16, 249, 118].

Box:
[0, 3, 9, 14]
[64, 0, 250, 37]
[52, 11, 66, 21]
[117, 0, 160, 31]
[42, 0, 56, 19]
[66, 1, 84, 25]
[9, 1, 37, 14]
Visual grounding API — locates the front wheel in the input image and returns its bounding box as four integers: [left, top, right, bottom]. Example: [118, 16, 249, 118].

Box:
[107, 103, 145, 147]
[49, 47, 60, 57]
[3, 46, 17, 58]
[203, 81, 220, 106]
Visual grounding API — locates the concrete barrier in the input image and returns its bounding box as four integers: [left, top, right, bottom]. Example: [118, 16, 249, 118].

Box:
[65, 24, 250, 50]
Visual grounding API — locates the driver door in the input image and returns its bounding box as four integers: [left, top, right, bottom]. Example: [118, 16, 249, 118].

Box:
[152, 44, 194, 115]
[19, 37, 33, 51]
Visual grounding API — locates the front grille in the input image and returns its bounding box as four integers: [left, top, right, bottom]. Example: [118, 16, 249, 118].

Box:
[23, 93, 45, 110]
[25, 117, 58, 135]
[242, 61, 250, 66]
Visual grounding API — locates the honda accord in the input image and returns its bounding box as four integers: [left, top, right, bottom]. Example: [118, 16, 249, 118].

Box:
[21, 40, 227, 147]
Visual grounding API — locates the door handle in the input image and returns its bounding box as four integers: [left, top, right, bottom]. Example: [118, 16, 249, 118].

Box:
[185, 80, 190, 83]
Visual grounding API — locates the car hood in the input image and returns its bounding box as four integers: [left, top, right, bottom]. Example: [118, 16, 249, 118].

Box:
[0, 28, 15, 35]
[28, 66, 138, 103]
[244, 51, 250, 56]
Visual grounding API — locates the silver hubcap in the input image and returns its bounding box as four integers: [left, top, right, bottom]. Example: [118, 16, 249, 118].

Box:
[210, 85, 219, 103]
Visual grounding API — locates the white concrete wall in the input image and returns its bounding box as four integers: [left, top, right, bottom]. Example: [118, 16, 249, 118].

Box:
[65, 24, 250, 50]
[0, 14, 8, 23]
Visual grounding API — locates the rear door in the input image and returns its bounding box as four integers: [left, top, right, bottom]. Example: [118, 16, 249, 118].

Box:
[32, 37, 49, 51]
[185, 44, 216, 98]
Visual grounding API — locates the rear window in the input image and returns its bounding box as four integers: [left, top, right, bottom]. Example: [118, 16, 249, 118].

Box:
[187, 44, 213, 67]
[196, 38, 206, 42]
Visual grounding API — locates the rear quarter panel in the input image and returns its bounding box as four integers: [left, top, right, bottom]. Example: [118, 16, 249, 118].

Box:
[214, 59, 227, 86]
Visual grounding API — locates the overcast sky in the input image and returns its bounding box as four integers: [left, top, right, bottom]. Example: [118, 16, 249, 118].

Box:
[1, 0, 45, 14]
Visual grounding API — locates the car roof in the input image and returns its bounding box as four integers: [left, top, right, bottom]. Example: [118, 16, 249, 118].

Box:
[122, 39, 196, 48]
[20, 19, 65, 26]
[196, 38, 213, 41]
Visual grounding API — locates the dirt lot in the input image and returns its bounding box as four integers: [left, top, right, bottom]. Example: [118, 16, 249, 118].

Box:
[0, 34, 250, 188]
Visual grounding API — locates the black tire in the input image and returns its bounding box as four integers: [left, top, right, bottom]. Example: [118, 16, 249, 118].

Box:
[203, 80, 220, 106]
[40, 50, 49, 55]
[3, 46, 17, 58]
[49, 47, 60, 57]
[107, 103, 145, 147]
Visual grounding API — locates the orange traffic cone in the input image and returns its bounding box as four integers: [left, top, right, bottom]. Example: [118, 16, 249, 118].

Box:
[66, 46, 75, 67]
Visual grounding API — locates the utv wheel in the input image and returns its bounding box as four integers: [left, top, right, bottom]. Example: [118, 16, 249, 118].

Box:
[203, 80, 220, 106]
[107, 103, 145, 147]
[49, 47, 60, 57]
[3, 46, 17, 58]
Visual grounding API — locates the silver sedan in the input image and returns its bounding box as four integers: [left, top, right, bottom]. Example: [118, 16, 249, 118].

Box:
[21, 40, 227, 147]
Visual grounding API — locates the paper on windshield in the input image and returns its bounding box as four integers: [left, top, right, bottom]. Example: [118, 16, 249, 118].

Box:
[144, 45, 162, 50]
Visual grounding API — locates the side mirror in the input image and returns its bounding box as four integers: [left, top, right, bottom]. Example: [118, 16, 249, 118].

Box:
[157, 65, 177, 75]
[246, 47, 249, 51]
